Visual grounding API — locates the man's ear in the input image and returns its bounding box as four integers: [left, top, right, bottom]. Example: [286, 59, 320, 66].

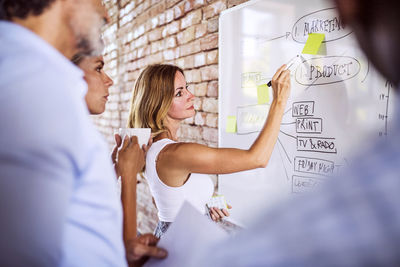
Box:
[334, 0, 359, 26]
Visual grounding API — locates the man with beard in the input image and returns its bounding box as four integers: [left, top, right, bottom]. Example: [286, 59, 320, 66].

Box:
[0, 1, 166, 266]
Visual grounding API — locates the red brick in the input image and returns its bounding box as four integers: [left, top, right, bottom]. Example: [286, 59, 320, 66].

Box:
[149, 1, 166, 17]
[194, 82, 208, 96]
[145, 19, 153, 32]
[179, 124, 202, 140]
[183, 55, 195, 69]
[184, 0, 205, 12]
[202, 127, 218, 142]
[165, 8, 174, 23]
[142, 1, 151, 11]
[151, 40, 162, 53]
[148, 52, 163, 64]
[185, 69, 202, 83]
[228, 0, 249, 8]
[194, 96, 203, 110]
[177, 26, 196, 45]
[175, 57, 185, 69]
[176, 31, 184, 45]
[205, 113, 218, 127]
[207, 80, 218, 97]
[200, 33, 218, 51]
[195, 22, 207, 39]
[183, 116, 194, 125]
[184, 0, 194, 13]
[194, 52, 206, 67]
[200, 65, 218, 81]
[120, 1, 135, 17]
[129, 42, 136, 54]
[203, 0, 226, 19]
[136, 57, 148, 69]
[150, 16, 159, 29]
[195, 112, 207, 126]
[163, 48, 179, 61]
[174, 2, 185, 19]
[206, 49, 218, 64]
[207, 17, 219, 33]
[135, 10, 151, 26]
[158, 12, 166, 25]
[135, 34, 148, 48]
[181, 9, 202, 29]
[166, 0, 180, 8]
[162, 20, 180, 37]
[148, 27, 162, 41]
[180, 40, 201, 57]
[128, 49, 137, 61]
[137, 46, 150, 58]
[174, 47, 181, 59]
[202, 97, 218, 113]
[164, 36, 177, 48]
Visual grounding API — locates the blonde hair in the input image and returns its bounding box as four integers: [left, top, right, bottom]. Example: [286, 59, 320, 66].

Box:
[127, 64, 184, 137]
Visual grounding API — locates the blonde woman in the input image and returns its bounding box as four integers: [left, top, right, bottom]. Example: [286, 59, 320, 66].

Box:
[127, 64, 291, 237]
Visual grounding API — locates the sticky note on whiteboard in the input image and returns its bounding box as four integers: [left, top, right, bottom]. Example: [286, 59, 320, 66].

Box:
[226, 116, 237, 133]
[257, 84, 269, 104]
[302, 33, 325, 55]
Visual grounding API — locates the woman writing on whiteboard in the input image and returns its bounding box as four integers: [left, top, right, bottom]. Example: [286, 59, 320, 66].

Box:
[127, 64, 291, 237]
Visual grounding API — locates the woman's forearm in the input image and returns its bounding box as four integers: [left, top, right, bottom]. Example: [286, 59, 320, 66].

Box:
[249, 99, 287, 167]
[121, 172, 137, 246]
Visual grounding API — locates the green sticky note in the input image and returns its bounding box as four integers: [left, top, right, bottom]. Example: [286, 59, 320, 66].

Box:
[302, 33, 325, 55]
[226, 116, 237, 133]
[257, 84, 269, 104]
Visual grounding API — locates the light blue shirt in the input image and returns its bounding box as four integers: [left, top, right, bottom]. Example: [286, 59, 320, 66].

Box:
[0, 22, 126, 266]
[190, 92, 400, 266]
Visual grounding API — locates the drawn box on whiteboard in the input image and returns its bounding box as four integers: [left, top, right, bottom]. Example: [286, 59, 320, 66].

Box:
[296, 118, 323, 134]
[292, 175, 324, 193]
[292, 101, 315, 117]
[294, 156, 334, 176]
[241, 72, 262, 88]
[236, 104, 270, 134]
[291, 7, 352, 43]
[297, 136, 337, 154]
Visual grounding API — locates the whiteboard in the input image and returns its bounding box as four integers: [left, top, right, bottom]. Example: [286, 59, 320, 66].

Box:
[218, 0, 396, 227]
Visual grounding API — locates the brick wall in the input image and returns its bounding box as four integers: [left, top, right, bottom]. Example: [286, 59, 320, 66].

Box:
[95, 0, 249, 233]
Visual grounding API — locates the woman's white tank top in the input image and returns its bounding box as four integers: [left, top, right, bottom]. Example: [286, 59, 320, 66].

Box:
[144, 138, 214, 222]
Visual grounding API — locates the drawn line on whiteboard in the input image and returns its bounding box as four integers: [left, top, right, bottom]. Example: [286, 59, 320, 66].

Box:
[258, 32, 291, 44]
[277, 139, 290, 181]
[281, 121, 296, 125]
[279, 130, 297, 140]
[361, 59, 370, 83]
[304, 76, 320, 91]
[277, 137, 292, 164]
[284, 108, 292, 115]
[384, 80, 391, 138]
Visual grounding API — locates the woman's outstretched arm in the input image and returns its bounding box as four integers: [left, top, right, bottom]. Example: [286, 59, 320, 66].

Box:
[157, 65, 291, 187]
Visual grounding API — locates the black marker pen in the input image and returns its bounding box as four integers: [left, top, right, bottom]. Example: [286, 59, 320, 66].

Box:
[267, 55, 300, 87]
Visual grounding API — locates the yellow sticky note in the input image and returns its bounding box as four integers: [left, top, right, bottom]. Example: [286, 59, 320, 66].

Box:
[226, 116, 237, 133]
[302, 33, 325, 55]
[257, 84, 269, 104]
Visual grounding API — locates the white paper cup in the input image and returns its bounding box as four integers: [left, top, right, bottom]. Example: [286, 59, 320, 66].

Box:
[118, 128, 151, 148]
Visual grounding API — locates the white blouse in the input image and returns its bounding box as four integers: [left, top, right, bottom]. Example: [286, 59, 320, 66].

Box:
[145, 138, 214, 222]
